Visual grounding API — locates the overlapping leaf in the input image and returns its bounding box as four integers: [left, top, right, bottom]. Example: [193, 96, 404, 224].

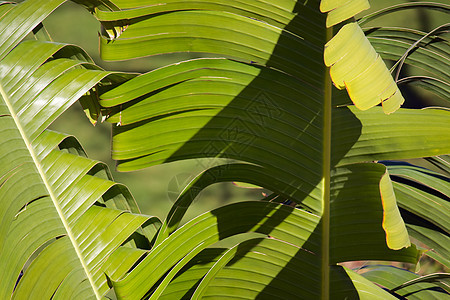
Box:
[324, 23, 405, 113]
[321, 1, 407, 114]
[383, 160, 450, 268]
[361, 265, 450, 299]
[356, 3, 450, 109]
[89, 0, 449, 298]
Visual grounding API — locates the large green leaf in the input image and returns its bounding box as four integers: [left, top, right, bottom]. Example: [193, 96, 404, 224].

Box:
[360, 11, 450, 105]
[0, 1, 160, 298]
[110, 200, 410, 299]
[2, 0, 448, 299]
[367, 28, 449, 83]
[85, 0, 450, 298]
[0, 0, 66, 60]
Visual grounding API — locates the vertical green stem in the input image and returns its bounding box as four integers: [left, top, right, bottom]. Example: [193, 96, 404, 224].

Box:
[321, 26, 333, 300]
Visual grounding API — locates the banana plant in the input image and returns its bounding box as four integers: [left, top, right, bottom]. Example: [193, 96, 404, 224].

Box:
[0, 0, 449, 299]
[90, 0, 449, 298]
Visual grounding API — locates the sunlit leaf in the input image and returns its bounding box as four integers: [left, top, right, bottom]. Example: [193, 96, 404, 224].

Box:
[324, 22, 405, 113]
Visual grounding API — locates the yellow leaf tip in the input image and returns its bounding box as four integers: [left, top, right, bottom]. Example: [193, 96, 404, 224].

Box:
[380, 171, 411, 250]
[323, 0, 370, 27]
[382, 89, 405, 114]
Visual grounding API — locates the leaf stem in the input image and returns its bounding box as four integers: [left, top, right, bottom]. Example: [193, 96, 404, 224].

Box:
[321, 25, 333, 300]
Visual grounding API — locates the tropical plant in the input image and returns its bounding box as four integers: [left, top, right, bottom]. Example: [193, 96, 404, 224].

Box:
[0, 0, 449, 299]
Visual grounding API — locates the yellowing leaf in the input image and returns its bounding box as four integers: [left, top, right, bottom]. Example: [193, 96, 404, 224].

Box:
[324, 22, 405, 114]
[380, 171, 411, 250]
[325, 22, 377, 89]
[346, 56, 397, 110]
[320, 0, 370, 27]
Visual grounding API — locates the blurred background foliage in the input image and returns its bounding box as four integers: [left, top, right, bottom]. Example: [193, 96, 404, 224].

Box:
[46, 0, 448, 224]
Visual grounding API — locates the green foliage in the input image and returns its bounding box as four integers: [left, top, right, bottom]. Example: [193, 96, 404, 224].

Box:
[0, 0, 449, 299]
